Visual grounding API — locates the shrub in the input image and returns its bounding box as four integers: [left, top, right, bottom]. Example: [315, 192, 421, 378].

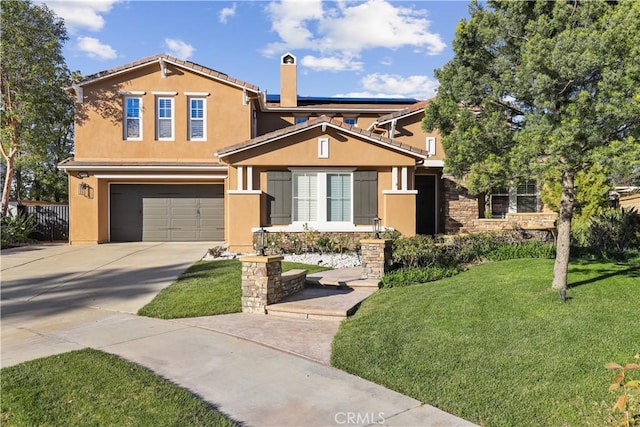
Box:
[486, 241, 556, 261]
[391, 235, 448, 268]
[380, 266, 461, 288]
[587, 208, 640, 259]
[1, 212, 37, 249]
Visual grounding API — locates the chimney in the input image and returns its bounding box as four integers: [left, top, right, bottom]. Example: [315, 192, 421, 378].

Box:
[280, 53, 297, 107]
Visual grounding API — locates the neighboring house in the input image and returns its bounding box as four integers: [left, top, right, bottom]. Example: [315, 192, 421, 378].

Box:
[59, 53, 553, 252]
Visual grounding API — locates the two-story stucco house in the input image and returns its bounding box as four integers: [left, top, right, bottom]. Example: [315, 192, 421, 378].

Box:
[59, 53, 554, 252]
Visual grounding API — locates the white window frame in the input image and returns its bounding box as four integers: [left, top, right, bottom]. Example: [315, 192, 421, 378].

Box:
[188, 96, 207, 141]
[426, 136, 436, 156]
[290, 168, 355, 227]
[124, 96, 143, 141]
[318, 137, 329, 158]
[490, 180, 539, 217]
[155, 96, 175, 141]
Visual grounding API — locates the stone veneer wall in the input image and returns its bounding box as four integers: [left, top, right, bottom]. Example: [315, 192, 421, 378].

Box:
[441, 175, 481, 234]
[360, 239, 392, 280]
[241, 255, 282, 314]
[461, 212, 558, 233]
[277, 269, 307, 302]
[240, 255, 308, 314]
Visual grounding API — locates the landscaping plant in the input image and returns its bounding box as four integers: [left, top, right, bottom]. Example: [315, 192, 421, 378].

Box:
[606, 354, 640, 427]
[587, 208, 640, 259]
[1, 212, 37, 249]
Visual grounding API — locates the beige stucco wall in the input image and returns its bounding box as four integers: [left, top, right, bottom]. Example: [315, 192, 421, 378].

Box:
[68, 174, 105, 244]
[225, 128, 417, 167]
[74, 62, 253, 162]
[226, 192, 261, 252]
[390, 114, 444, 161]
[222, 129, 421, 250]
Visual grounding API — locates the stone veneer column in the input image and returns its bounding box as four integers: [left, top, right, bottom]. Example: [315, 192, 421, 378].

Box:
[360, 239, 392, 280]
[240, 255, 283, 314]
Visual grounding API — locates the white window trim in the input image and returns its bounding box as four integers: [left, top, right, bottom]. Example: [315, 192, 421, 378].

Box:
[188, 96, 207, 141]
[490, 180, 540, 217]
[124, 96, 143, 141]
[289, 168, 356, 226]
[156, 95, 175, 141]
[426, 136, 436, 156]
[318, 137, 329, 158]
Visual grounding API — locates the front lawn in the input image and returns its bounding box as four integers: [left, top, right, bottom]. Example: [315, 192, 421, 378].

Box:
[331, 258, 640, 426]
[139, 259, 331, 319]
[0, 349, 237, 426]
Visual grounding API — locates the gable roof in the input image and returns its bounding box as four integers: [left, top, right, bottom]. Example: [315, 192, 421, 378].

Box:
[73, 53, 260, 93]
[373, 100, 430, 126]
[216, 115, 429, 160]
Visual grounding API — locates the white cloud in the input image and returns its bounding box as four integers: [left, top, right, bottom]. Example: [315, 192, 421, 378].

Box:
[262, 0, 324, 56]
[219, 3, 237, 23]
[336, 73, 439, 99]
[263, 0, 446, 62]
[380, 57, 393, 66]
[77, 36, 117, 60]
[39, 0, 120, 33]
[164, 38, 195, 60]
[300, 55, 363, 72]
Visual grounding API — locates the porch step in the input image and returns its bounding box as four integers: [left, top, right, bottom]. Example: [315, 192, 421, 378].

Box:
[306, 267, 380, 292]
[266, 287, 375, 321]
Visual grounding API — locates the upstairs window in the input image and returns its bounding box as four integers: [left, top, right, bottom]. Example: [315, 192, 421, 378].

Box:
[343, 117, 357, 126]
[124, 97, 142, 140]
[295, 117, 308, 125]
[156, 97, 174, 140]
[189, 97, 206, 140]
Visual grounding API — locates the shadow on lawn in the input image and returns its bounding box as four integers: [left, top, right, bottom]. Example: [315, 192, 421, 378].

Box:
[567, 260, 639, 289]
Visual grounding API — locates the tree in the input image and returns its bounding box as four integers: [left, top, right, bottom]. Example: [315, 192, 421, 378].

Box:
[1, 0, 74, 214]
[424, 0, 640, 293]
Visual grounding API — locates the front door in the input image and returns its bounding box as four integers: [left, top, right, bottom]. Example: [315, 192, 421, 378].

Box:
[416, 175, 437, 235]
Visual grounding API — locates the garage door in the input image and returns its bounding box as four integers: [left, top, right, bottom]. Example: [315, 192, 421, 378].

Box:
[110, 184, 224, 242]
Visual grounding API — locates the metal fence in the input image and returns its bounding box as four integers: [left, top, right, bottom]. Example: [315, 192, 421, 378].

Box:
[18, 203, 69, 241]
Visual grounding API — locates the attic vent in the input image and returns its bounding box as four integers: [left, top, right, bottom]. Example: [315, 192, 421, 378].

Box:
[282, 54, 295, 65]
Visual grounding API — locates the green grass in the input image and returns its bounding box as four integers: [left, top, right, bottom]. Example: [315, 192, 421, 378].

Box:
[0, 349, 237, 426]
[139, 259, 331, 319]
[331, 258, 640, 427]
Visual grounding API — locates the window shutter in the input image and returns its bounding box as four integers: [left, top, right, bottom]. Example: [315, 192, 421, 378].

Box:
[353, 171, 377, 225]
[267, 171, 292, 225]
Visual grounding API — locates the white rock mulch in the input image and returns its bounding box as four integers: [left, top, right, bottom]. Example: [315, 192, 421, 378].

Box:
[202, 250, 361, 269]
[282, 252, 361, 269]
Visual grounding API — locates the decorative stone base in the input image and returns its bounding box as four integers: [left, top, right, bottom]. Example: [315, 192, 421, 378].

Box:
[360, 239, 392, 280]
[240, 255, 308, 314]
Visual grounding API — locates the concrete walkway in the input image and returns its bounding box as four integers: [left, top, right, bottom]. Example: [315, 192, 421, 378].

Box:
[1, 243, 477, 427]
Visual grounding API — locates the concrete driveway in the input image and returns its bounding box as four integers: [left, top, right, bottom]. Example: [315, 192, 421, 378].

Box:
[1, 242, 214, 367]
[1, 243, 478, 426]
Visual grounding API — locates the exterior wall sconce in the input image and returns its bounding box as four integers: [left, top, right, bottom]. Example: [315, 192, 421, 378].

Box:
[77, 171, 89, 178]
[255, 227, 268, 256]
[78, 182, 90, 197]
[372, 217, 382, 239]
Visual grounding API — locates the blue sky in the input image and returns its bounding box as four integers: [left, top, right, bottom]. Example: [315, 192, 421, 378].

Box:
[39, 0, 471, 99]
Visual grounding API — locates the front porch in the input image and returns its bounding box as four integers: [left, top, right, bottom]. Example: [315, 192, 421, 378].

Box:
[240, 239, 391, 320]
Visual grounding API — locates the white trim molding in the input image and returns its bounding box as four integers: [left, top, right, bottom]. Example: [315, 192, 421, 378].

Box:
[382, 190, 418, 195]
